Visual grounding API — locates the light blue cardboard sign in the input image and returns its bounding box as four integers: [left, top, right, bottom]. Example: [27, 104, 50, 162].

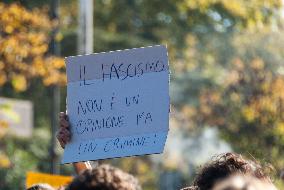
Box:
[62, 45, 170, 163]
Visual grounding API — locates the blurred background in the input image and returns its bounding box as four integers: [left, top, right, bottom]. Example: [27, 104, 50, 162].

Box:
[1, 0, 284, 189]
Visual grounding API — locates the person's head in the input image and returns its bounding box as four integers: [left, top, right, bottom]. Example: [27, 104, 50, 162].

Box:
[182, 152, 272, 190]
[27, 183, 55, 190]
[66, 164, 142, 190]
[212, 174, 277, 190]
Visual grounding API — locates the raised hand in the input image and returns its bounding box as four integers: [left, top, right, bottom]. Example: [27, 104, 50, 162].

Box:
[56, 112, 71, 148]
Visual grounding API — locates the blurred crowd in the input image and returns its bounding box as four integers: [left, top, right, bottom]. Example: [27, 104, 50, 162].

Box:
[26, 112, 279, 190]
[28, 152, 278, 190]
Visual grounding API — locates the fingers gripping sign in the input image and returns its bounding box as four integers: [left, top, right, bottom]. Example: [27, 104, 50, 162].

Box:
[57, 112, 71, 149]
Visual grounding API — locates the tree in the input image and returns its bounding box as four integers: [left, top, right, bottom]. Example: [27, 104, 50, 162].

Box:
[175, 31, 284, 171]
[0, 3, 68, 189]
[0, 2, 65, 92]
[59, 0, 282, 58]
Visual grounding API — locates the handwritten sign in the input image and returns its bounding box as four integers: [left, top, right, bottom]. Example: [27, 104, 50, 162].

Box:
[26, 172, 72, 188]
[62, 45, 170, 163]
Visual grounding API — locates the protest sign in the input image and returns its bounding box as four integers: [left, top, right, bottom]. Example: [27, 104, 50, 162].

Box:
[26, 172, 72, 188]
[62, 45, 170, 163]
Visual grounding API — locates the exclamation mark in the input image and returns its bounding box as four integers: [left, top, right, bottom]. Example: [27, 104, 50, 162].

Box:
[78, 143, 82, 155]
[153, 134, 157, 144]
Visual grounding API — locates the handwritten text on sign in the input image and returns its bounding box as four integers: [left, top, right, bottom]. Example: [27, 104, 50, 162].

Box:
[62, 45, 170, 163]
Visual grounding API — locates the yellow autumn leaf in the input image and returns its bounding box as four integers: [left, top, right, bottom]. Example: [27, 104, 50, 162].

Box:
[0, 153, 11, 168]
[0, 72, 7, 86]
[55, 32, 63, 42]
[242, 106, 256, 122]
[0, 3, 66, 91]
[11, 74, 27, 92]
[137, 162, 149, 174]
[0, 120, 9, 129]
[276, 122, 284, 135]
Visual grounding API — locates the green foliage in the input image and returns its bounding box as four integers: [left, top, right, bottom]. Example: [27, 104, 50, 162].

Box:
[275, 179, 284, 189]
[176, 31, 284, 171]
[60, 0, 282, 56]
[0, 128, 51, 190]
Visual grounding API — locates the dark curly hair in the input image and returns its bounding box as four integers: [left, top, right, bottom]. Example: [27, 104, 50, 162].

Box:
[66, 164, 142, 190]
[182, 152, 271, 190]
[26, 184, 55, 190]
